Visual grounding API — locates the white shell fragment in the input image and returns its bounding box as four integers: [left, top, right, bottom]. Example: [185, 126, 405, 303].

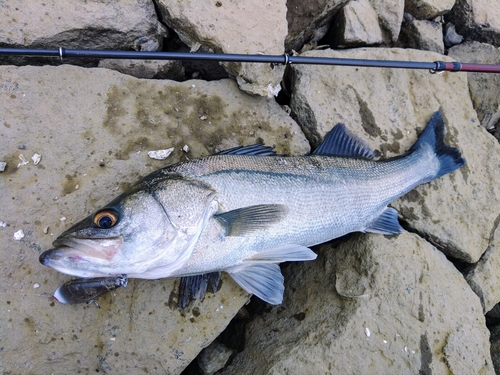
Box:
[182, 145, 190, 153]
[17, 154, 29, 168]
[148, 148, 174, 160]
[0, 161, 6, 172]
[267, 83, 281, 98]
[365, 327, 371, 337]
[0, 221, 6, 227]
[13, 229, 25, 241]
[33, 283, 40, 289]
[31, 153, 41, 165]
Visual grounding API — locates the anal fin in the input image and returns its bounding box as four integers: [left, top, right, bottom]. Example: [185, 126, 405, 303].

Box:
[365, 207, 403, 235]
[228, 263, 284, 305]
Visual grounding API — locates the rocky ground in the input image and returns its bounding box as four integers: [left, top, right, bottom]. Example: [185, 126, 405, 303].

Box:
[1, 0, 500, 374]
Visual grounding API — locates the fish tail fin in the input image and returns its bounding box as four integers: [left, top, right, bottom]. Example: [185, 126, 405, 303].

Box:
[411, 111, 465, 180]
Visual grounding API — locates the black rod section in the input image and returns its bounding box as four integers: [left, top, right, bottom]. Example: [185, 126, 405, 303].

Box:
[1, 47, 500, 73]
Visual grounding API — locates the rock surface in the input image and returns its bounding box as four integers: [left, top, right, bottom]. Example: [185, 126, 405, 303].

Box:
[0, 65, 309, 374]
[289, 47, 500, 264]
[448, 42, 500, 131]
[399, 18, 445, 54]
[222, 232, 493, 374]
[445, 0, 500, 46]
[155, 0, 287, 96]
[368, 0, 405, 43]
[0, 0, 164, 65]
[331, 0, 383, 48]
[405, 0, 456, 20]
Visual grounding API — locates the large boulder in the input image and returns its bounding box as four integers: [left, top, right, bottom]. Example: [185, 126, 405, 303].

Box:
[405, 0, 456, 20]
[289, 47, 500, 264]
[222, 232, 493, 374]
[155, 0, 288, 96]
[0, 65, 309, 374]
[0, 0, 165, 66]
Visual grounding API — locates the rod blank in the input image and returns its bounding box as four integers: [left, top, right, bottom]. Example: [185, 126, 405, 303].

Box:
[1, 47, 500, 74]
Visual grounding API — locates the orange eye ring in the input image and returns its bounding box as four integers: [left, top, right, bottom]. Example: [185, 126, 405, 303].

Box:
[93, 210, 119, 229]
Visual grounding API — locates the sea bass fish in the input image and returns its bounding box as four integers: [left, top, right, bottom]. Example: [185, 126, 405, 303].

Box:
[39, 111, 465, 305]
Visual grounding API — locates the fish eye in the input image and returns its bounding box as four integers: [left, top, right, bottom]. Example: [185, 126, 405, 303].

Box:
[93, 210, 119, 229]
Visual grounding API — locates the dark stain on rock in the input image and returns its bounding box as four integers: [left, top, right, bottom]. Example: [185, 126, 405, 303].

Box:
[356, 94, 381, 137]
[419, 333, 432, 375]
[62, 172, 80, 196]
[293, 312, 306, 321]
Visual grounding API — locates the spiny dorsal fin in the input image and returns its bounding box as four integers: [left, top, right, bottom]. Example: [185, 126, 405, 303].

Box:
[215, 204, 288, 236]
[217, 144, 277, 156]
[313, 123, 375, 159]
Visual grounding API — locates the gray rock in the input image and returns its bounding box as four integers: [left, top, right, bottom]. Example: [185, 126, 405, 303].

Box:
[444, 22, 464, 47]
[405, 0, 456, 20]
[399, 19, 445, 54]
[289, 48, 500, 263]
[445, 0, 500, 46]
[155, 0, 288, 96]
[221, 232, 494, 374]
[197, 341, 235, 375]
[331, 0, 384, 48]
[368, 0, 405, 43]
[285, 0, 350, 52]
[0, 65, 309, 374]
[0, 0, 164, 65]
[448, 42, 500, 131]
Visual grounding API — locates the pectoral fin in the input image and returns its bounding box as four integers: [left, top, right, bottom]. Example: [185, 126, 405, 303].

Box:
[228, 263, 284, 305]
[215, 204, 288, 236]
[365, 207, 403, 235]
[178, 272, 221, 308]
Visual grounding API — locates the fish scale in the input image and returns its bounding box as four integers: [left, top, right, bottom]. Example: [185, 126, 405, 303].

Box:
[39, 111, 465, 305]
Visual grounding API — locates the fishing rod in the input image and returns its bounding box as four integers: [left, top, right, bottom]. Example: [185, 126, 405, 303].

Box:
[1, 47, 500, 74]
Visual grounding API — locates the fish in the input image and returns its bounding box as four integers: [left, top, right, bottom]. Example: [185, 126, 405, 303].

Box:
[39, 111, 465, 305]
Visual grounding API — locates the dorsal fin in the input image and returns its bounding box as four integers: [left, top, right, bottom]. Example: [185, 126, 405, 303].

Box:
[313, 123, 375, 159]
[217, 144, 277, 156]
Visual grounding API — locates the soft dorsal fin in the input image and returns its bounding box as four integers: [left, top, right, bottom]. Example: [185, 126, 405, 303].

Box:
[215, 204, 288, 236]
[313, 123, 376, 159]
[217, 144, 277, 156]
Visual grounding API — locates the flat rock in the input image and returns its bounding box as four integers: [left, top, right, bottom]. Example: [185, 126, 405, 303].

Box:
[448, 41, 500, 131]
[289, 48, 500, 263]
[222, 232, 493, 374]
[0, 0, 164, 65]
[0, 65, 309, 374]
[155, 0, 287, 96]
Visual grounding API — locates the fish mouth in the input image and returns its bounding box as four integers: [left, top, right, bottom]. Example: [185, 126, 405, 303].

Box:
[40, 236, 124, 266]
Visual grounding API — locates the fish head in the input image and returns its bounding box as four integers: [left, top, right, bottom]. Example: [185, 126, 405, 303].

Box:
[39, 183, 184, 278]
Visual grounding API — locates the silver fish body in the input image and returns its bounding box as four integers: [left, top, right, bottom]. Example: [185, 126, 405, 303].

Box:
[40, 111, 465, 304]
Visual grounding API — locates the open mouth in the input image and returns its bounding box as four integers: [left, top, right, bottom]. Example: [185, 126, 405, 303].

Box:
[40, 236, 124, 266]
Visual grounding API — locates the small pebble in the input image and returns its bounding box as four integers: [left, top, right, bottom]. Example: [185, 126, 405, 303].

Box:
[33, 283, 40, 289]
[148, 148, 174, 160]
[43, 227, 49, 234]
[60, 217, 67, 223]
[365, 327, 371, 337]
[182, 145, 190, 153]
[31, 153, 41, 165]
[13, 229, 24, 241]
[0, 221, 7, 227]
[0, 161, 6, 172]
